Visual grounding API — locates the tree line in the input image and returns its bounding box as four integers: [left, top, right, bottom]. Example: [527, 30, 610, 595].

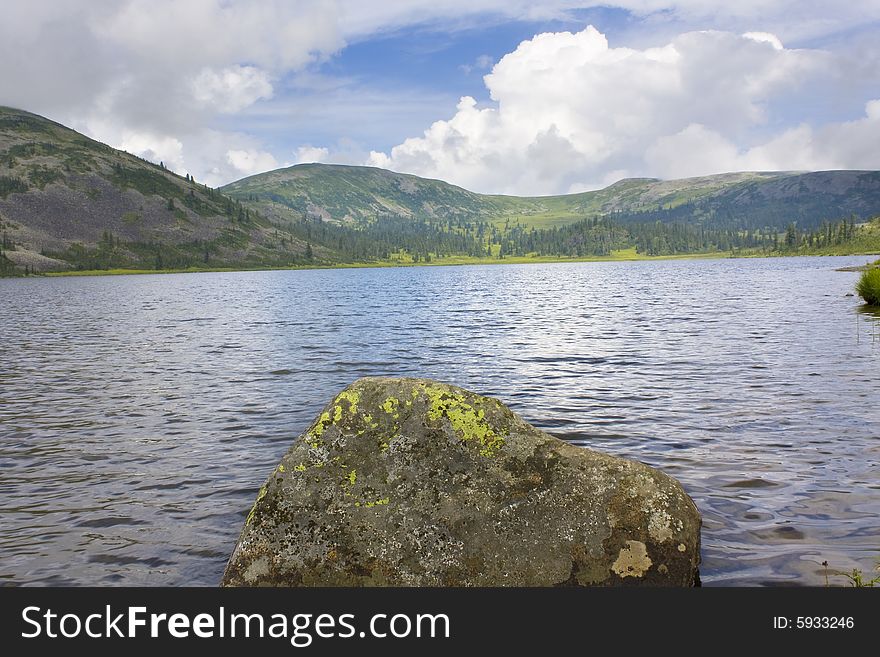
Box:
[287, 213, 872, 261]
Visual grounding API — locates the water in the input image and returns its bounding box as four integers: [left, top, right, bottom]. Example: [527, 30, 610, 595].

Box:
[1, 256, 878, 586]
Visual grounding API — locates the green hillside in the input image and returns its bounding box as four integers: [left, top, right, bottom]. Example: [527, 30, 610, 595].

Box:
[222, 164, 777, 229]
[0, 107, 325, 273]
[222, 163, 530, 224]
[2, 106, 879, 276]
[223, 165, 880, 232]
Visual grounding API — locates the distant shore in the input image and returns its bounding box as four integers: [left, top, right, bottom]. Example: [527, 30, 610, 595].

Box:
[26, 247, 876, 278]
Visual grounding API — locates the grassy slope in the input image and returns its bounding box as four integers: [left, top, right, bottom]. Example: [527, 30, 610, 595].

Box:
[223, 165, 880, 232]
[223, 165, 793, 229]
[801, 218, 880, 255]
[480, 172, 798, 229]
[0, 106, 325, 272]
[222, 163, 527, 224]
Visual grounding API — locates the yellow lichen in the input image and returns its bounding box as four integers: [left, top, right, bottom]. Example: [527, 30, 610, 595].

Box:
[611, 540, 652, 578]
[277, 464, 285, 473]
[310, 411, 332, 439]
[420, 384, 506, 457]
[381, 397, 399, 414]
[335, 389, 360, 415]
[245, 485, 268, 525]
[293, 463, 306, 472]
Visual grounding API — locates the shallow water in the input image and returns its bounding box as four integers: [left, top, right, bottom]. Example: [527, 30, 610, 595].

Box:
[1, 256, 878, 586]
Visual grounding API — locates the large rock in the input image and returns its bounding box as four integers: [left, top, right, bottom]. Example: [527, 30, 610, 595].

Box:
[221, 377, 701, 586]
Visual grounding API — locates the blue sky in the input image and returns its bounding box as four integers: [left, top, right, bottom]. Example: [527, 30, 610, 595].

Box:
[2, 1, 879, 193]
[225, 10, 626, 156]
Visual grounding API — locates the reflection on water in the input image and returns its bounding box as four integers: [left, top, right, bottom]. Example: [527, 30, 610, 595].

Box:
[1, 256, 878, 586]
[856, 304, 880, 345]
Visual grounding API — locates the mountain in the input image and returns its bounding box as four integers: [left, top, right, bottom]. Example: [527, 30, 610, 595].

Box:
[222, 163, 506, 223]
[0, 106, 322, 273]
[2, 106, 879, 275]
[223, 164, 880, 232]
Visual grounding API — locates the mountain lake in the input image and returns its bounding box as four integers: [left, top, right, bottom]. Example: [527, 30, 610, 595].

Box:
[1, 255, 878, 586]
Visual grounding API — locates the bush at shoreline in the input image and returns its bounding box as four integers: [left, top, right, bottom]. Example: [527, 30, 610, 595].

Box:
[856, 266, 880, 305]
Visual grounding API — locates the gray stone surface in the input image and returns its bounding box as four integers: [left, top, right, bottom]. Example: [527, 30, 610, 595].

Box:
[222, 377, 701, 586]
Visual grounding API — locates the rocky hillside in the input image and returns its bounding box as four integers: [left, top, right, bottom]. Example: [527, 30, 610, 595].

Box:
[0, 107, 321, 272]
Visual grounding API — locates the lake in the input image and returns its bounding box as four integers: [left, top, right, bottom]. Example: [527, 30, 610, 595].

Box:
[1, 256, 878, 586]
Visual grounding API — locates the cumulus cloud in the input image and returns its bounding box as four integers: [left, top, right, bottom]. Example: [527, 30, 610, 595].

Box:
[1, 2, 880, 187]
[294, 145, 331, 164]
[121, 133, 186, 172]
[0, 0, 343, 184]
[745, 100, 880, 171]
[369, 26, 880, 194]
[743, 31, 783, 50]
[226, 149, 281, 177]
[192, 66, 274, 113]
[643, 49, 880, 176]
[0, 1, 342, 121]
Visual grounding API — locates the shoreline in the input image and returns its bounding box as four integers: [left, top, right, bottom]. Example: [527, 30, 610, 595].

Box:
[25, 249, 880, 279]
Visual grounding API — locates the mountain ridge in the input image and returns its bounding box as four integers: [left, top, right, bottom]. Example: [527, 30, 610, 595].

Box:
[222, 163, 880, 231]
[2, 106, 880, 274]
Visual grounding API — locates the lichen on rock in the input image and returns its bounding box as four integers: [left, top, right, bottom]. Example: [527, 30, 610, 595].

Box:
[221, 376, 701, 587]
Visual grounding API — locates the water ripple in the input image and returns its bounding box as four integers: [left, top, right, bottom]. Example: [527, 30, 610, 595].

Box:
[0, 256, 878, 586]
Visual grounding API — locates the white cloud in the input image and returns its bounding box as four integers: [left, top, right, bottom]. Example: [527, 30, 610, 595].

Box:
[644, 124, 744, 179]
[460, 54, 495, 75]
[226, 149, 280, 177]
[367, 151, 392, 169]
[0, 1, 343, 186]
[476, 54, 495, 69]
[639, 100, 880, 178]
[120, 133, 186, 172]
[369, 26, 880, 193]
[72, 115, 189, 173]
[746, 100, 880, 171]
[1, 2, 880, 188]
[743, 31, 783, 50]
[192, 66, 274, 113]
[294, 145, 330, 163]
[336, 1, 880, 45]
[95, 0, 343, 71]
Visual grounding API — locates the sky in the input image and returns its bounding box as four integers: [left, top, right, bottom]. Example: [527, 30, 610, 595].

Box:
[2, 1, 880, 194]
